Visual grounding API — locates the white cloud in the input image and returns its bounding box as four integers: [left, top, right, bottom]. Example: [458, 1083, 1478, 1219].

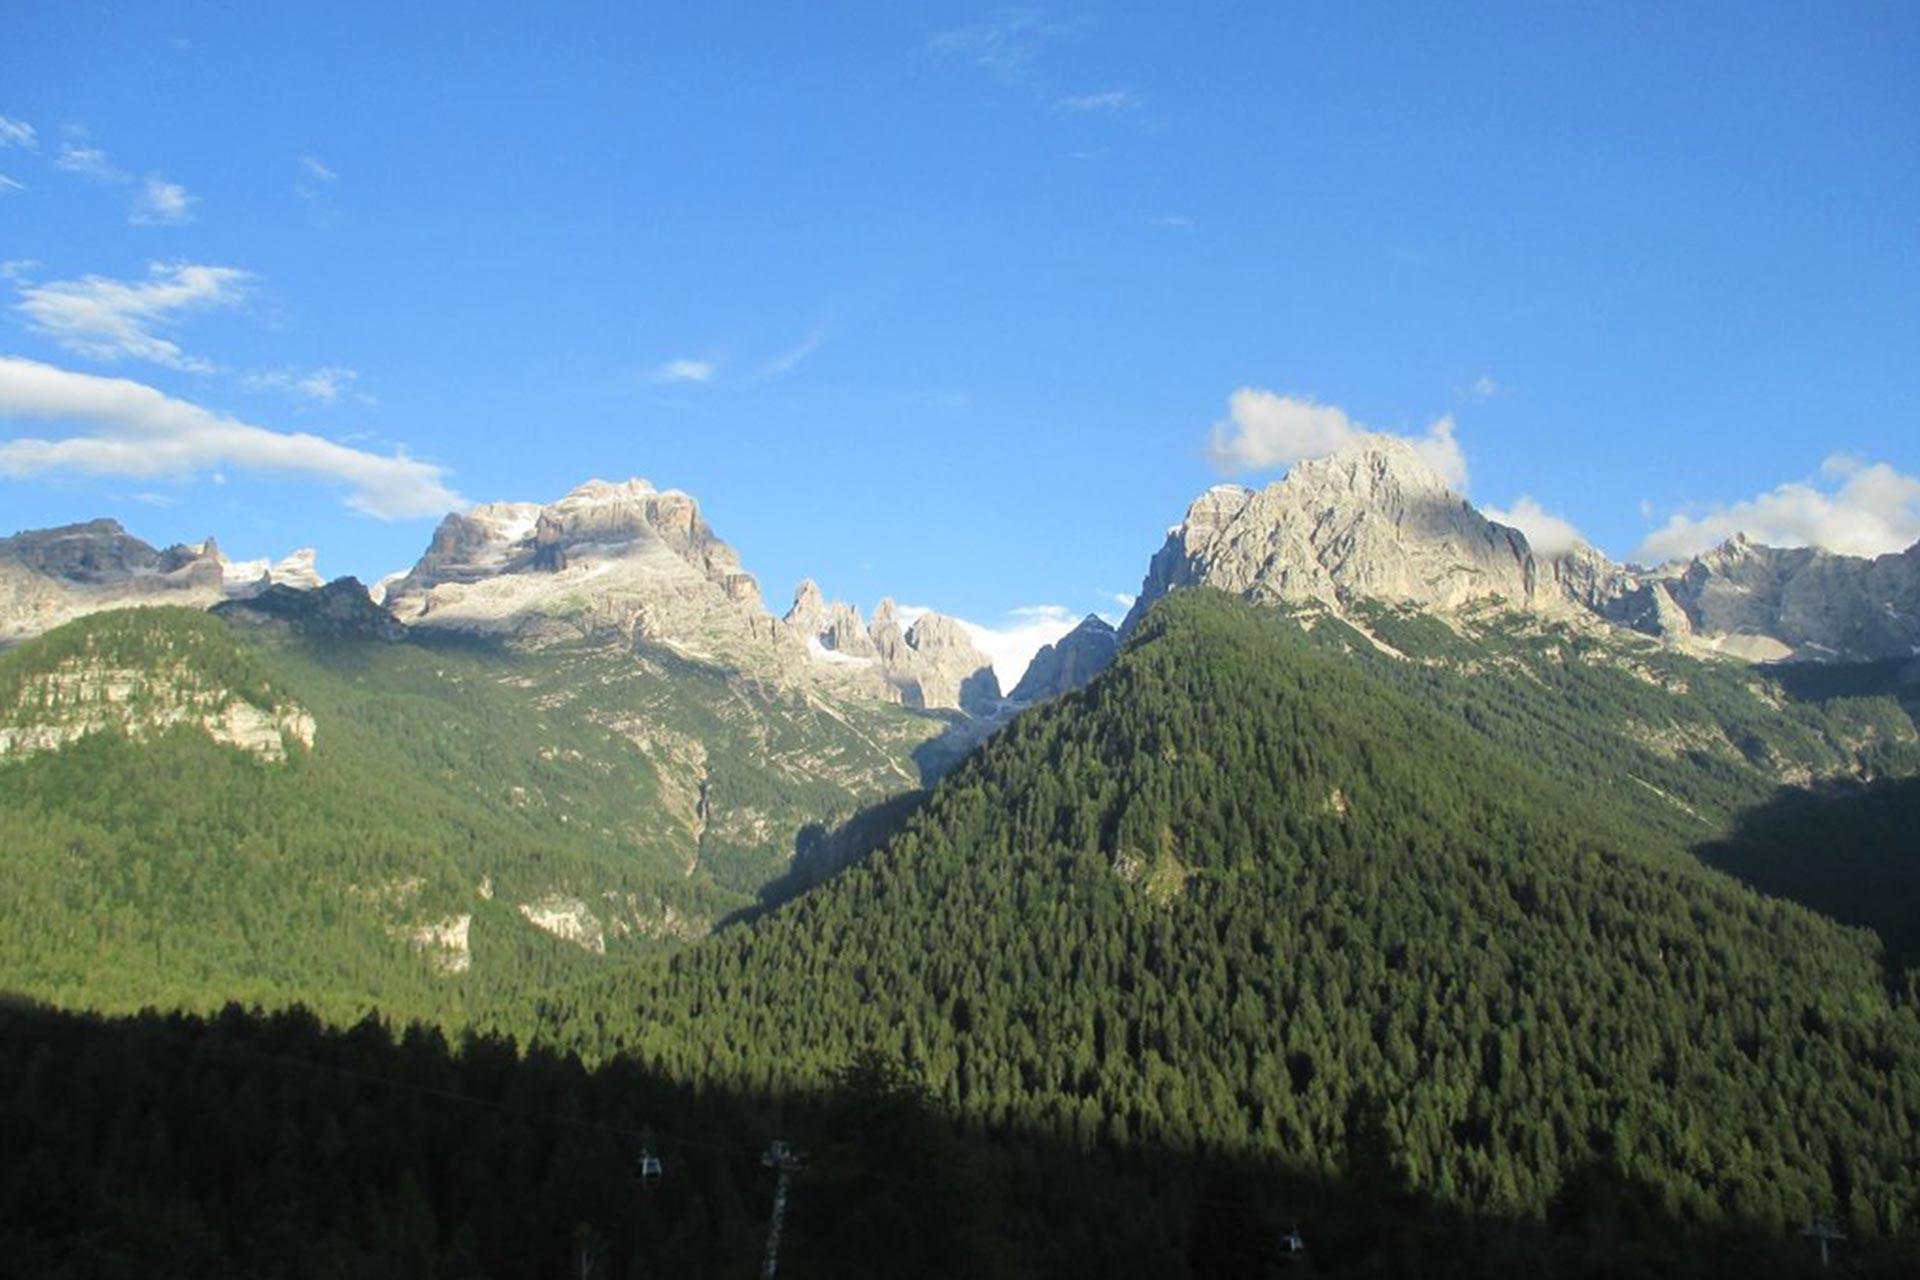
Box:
[243, 365, 363, 404]
[14, 261, 251, 371]
[55, 143, 124, 181]
[929, 13, 1085, 81]
[1206, 388, 1470, 491]
[651, 358, 716, 385]
[0, 356, 463, 519]
[1635, 454, 1920, 564]
[0, 175, 22, 193]
[130, 175, 195, 225]
[1465, 374, 1499, 401]
[299, 155, 337, 181]
[0, 116, 36, 149]
[958, 605, 1082, 692]
[893, 602, 1081, 693]
[1484, 494, 1585, 558]
[1056, 90, 1139, 112]
[760, 321, 828, 379]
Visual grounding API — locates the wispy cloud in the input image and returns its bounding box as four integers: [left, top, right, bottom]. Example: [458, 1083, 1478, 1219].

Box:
[243, 365, 365, 405]
[55, 142, 125, 181]
[0, 175, 22, 194]
[0, 356, 463, 519]
[295, 154, 337, 200]
[1463, 374, 1500, 402]
[760, 320, 829, 379]
[0, 116, 35, 149]
[1206, 387, 1469, 491]
[1055, 90, 1138, 113]
[1152, 214, 1195, 230]
[14, 261, 250, 372]
[928, 11, 1088, 81]
[651, 357, 717, 385]
[1635, 454, 1920, 563]
[129, 175, 196, 225]
[49, 135, 197, 223]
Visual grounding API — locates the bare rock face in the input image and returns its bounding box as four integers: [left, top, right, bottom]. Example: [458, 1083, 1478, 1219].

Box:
[0, 520, 229, 646]
[784, 578, 829, 637]
[1642, 536, 1920, 661]
[382, 478, 774, 662]
[214, 577, 407, 642]
[781, 585, 999, 712]
[1123, 437, 1550, 634]
[0, 653, 315, 763]
[1122, 436, 1920, 664]
[1009, 614, 1119, 703]
[900, 611, 1003, 715]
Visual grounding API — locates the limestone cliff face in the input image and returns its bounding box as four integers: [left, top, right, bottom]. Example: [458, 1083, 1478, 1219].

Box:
[383, 481, 999, 713]
[382, 479, 777, 661]
[1009, 614, 1119, 703]
[0, 520, 227, 645]
[1638, 536, 1920, 661]
[1123, 438, 1550, 634]
[214, 577, 408, 642]
[0, 654, 315, 762]
[781, 583, 1000, 714]
[1120, 436, 1920, 665]
[0, 520, 324, 647]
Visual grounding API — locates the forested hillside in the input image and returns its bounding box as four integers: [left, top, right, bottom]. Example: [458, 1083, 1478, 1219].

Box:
[545, 591, 1920, 1248]
[9, 998, 1914, 1279]
[0, 607, 950, 1025]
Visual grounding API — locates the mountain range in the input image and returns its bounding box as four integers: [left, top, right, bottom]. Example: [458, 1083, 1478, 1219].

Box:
[4, 438, 1920, 1273]
[7, 437, 1917, 707]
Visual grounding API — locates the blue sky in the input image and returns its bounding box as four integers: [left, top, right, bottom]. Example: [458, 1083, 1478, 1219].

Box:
[3, 3, 1917, 673]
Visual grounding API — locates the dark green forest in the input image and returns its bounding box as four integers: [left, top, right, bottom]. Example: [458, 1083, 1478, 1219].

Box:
[542, 594, 1920, 1248]
[5, 998, 1912, 1278]
[4, 593, 1920, 1275]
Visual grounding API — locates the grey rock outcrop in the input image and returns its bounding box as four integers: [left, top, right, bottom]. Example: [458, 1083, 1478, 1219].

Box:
[1614, 536, 1920, 662]
[382, 479, 775, 659]
[1009, 615, 1119, 703]
[1123, 435, 1920, 664]
[1122, 437, 1551, 635]
[214, 577, 407, 642]
[0, 520, 229, 646]
[782, 585, 999, 713]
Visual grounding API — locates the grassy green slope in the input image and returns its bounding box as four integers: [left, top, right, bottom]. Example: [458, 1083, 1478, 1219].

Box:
[560, 591, 1920, 1236]
[0, 608, 947, 1025]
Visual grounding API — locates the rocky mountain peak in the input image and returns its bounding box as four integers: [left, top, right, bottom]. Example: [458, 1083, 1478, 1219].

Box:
[1123, 436, 1543, 634]
[214, 577, 407, 642]
[785, 579, 828, 635]
[1008, 614, 1119, 704]
[383, 477, 764, 637]
[1, 520, 234, 646]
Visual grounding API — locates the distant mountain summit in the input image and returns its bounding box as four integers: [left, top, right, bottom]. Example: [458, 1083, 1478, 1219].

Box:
[1008, 614, 1117, 703]
[0, 519, 315, 647]
[1121, 435, 1920, 664]
[384, 478, 998, 713]
[382, 478, 772, 655]
[780, 580, 1001, 715]
[1122, 437, 1549, 634]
